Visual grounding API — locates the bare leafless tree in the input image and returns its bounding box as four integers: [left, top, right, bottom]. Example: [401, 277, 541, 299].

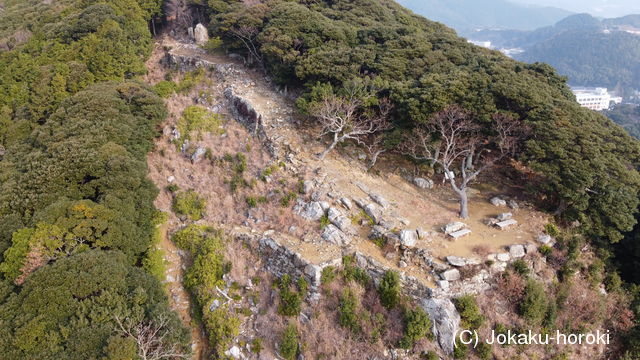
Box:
[115, 315, 190, 360]
[229, 25, 262, 64]
[402, 105, 521, 219]
[311, 95, 392, 160]
[363, 99, 393, 170]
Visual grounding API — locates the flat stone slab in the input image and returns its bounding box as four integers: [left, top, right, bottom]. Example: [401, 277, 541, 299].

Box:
[446, 256, 467, 267]
[495, 219, 517, 230]
[448, 229, 472, 239]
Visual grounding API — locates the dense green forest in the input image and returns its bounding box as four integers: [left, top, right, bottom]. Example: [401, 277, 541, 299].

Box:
[605, 104, 640, 139]
[0, 0, 189, 358]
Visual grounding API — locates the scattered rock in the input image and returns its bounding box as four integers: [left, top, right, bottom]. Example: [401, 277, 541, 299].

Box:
[302, 180, 314, 194]
[443, 222, 466, 234]
[496, 253, 510, 262]
[194, 23, 209, 45]
[416, 228, 428, 239]
[490, 197, 507, 207]
[364, 203, 383, 224]
[497, 212, 512, 221]
[340, 197, 353, 210]
[509, 244, 525, 258]
[190, 147, 206, 163]
[508, 199, 519, 210]
[319, 201, 330, 212]
[398, 260, 408, 268]
[437, 280, 450, 289]
[369, 193, 390, 208]
[225, 345, 241, 359]
[446, 256, 466, 267]
[209, 299, 221, 311]
[414, 177, 434, 189]
[400, 230, 417, 247]
[525, 244, 537, 254]
[491, 261, 507, 272]
[167, 176, 175, 183]
[441, 268, 461, 281]
[537, 234, 552, 245]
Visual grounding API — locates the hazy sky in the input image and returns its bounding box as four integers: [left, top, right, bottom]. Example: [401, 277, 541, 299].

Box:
[512, 0, 640, 18]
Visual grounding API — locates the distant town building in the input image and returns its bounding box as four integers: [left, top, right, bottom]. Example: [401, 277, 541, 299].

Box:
[467, 40, 491, 49]
[571, 87, 622, 111]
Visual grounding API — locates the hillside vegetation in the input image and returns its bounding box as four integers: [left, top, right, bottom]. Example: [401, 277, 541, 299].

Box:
[204, 0, 640, 249]
[0, 0, 189, 358]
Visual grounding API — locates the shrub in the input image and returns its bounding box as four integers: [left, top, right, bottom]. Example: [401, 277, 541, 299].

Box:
[153, 80, 176, 98]
[399, 307, 432, 349]
[319, 214, 330, 229]
[539, 245, 553, 257]
[587, 259, 604, 286]
[278, 275, 302, 316]
[453, 343, 469, 359]
[545, 223, 560, 237]
[342, 255, 370, 285]
[281, 191, 297, 207]
[279, 323, 299, 360]
[246, 196, 258, 208]
[321, 266, 336, 285]
[520, 279, 548, 325]
[421, 351, 439, 360]
[172, 190, 206, 220]
[251, 338, 263, 354]
[511, 259, 530, 276]
[339, 288, 360, 333]
[176, 68, 205, 93]
[454, 295, 484, 329]
[204, 305, 241, 355]
[166, 183, 179, 193]
[605, 271, 623, 293]
[476, 342, 492, 360]
[177, 105, 224, 145]
[202, 37, 223, 53]
[378, 270, 400, 309]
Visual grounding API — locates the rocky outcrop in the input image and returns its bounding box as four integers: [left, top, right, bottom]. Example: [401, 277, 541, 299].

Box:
[422, 298, 460, 354]
[224, 88, 279, 157]
[414, 177, 434, 189]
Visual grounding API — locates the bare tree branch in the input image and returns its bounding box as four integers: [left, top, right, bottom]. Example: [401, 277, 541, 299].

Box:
[115, 315, 190, 360]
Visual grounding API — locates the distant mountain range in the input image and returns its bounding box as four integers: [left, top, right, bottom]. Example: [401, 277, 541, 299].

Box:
[464, 14, 640, 95]
[396, 0, 573, 31]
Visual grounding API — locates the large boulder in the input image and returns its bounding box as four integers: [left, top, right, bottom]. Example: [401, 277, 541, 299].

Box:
[400, 229, 417, 247]
[422, 298, 460, 354]
[446, 256, 466, 267]
[298, 201, 325, 221]
[509, 244, 525, 258]
[321, 224, 350, 245]
[440, 268, 460, 281]
[194, 23, 209, 45]
[328, 207, 352, 232]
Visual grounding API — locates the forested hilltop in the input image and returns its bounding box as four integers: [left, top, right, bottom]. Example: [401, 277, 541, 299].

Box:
[200, 0, 640, 248]
[0, 0, 190, 359]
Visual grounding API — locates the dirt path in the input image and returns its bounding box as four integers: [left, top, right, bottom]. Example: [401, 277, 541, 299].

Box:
[144, 40, 208, 360]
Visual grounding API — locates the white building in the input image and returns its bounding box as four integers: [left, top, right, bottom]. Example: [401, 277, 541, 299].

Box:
[572, 87, 621, 111]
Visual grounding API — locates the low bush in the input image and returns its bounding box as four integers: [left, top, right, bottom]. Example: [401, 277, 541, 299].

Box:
[511, 259, 530, 276]
[339, 288, 360, 333]
[278, 274, 304, 316]
[321, 266, 336, 285]
[172, 190, 206, 220]
[399, 307, 432, 349]
[378, 270, 400, 310]
[454, 295, 484, 330]
[153, 80, 176, 98]
[520, 279, 548, 325]
[279, 323, 299, 360]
